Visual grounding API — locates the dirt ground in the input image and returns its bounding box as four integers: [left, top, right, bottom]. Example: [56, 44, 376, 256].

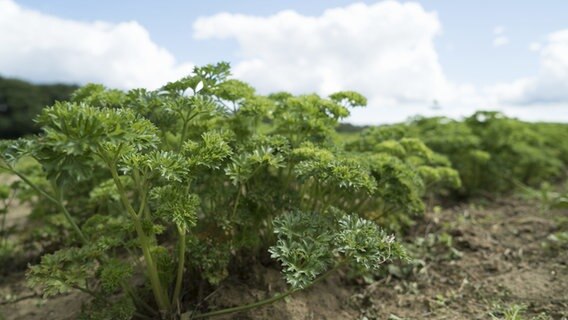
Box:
[1, 196, 566, 320]
[355, 200, 568, 320]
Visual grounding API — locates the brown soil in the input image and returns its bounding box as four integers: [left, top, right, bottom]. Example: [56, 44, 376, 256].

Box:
[0, 274, 88, 320]
[355, 200, 568, 320]
[1, 197, 567, 320]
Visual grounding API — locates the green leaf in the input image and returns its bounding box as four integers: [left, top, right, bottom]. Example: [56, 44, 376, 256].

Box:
[269, 211, 335, 289]
[151, 185, 200, 231]
[99, 259, 133, 293]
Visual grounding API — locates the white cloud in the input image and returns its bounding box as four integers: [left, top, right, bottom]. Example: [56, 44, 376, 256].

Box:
[1, 0, 566, 124]
[194, 1, 479, 124]
[489, 29, 568, 105]
[493, 26, 505, 35]
[529, 42, 542, 51]
[0, 0, 193, 89]
[493, 36, 509, 47]
[195, 5, 568, 124]
[492, 26, 509, 47]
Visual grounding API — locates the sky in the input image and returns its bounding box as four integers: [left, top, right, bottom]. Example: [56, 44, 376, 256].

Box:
[1, 0, 568, 124]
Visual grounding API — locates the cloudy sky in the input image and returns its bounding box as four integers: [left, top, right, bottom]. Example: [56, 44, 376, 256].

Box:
[1, 0, 567, 124]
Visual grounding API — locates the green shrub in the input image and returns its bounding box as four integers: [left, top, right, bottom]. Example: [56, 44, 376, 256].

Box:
[0, 63, 407, 319]
[463, 111, 564, 192]
[346, 124, 461, 229]
[379, 113, 568, 197]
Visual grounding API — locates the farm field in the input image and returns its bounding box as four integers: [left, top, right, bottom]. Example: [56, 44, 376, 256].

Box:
[1, 194, 567, 319]
[0, 64, 567, 319]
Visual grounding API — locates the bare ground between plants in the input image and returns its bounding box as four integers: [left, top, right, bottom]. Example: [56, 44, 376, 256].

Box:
[1, 197, 566, 320]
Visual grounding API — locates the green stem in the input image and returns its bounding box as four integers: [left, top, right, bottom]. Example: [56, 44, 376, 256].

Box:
[72, 284, 103, 299]
[283, 162, 294, 188]
[192, 289, 297, 319]
[133, 170, 150, 218]
[190, 263, 342, 319]
[178, 114, 191, 152]
[123, 282, 159, 317]
[7, 168, 87, 244]
[172, 226, 187, 308]
[107, 163, 171, 314]
[138, 187, 148, 217]
[1, 200, 8, 247]
[311, 182, 320, 212]
[231, 185, 242, 219]
[54, 187, 88, 244]
[137, 233, 170, 313]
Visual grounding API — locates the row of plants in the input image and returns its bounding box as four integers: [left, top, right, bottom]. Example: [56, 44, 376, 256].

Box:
[348, 112, 568, 197]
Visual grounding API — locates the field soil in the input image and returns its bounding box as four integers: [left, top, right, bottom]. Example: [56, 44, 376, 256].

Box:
[1, 196, 567, 320]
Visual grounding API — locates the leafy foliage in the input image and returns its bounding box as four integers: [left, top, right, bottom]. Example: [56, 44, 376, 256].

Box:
[4, 61, 567, 319]
[346, 126, 461, 230]
[408, 113, 567, 196]
[0, 63, 407, 319]
[346, 113, 568, 198]
[269, 210, 406, 289]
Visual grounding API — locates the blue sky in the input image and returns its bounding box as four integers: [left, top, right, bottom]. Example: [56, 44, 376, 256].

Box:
[2, 0, 568, 123]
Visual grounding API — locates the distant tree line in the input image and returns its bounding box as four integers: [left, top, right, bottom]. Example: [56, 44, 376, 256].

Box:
[0, 76, 77, 138]
[336, 122, 368, 133]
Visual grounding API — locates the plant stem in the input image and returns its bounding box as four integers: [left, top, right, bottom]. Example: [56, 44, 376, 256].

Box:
[134, 210, 171, 313]
[52, 183, 89, 244]
[190, 263, 341, 319]
[231, 185, 241, 219]
[8, 168, 87, 244]
[172, 226, 187, 308]
[72, 284, 103, 299]
[178, 114, 191, 152]
[0, 212, 6, 248]
[0, 213, 6, 248]
[122, 282, 159, 317]
[192, 288, 297, 319]
[108, 163, 171, 314]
